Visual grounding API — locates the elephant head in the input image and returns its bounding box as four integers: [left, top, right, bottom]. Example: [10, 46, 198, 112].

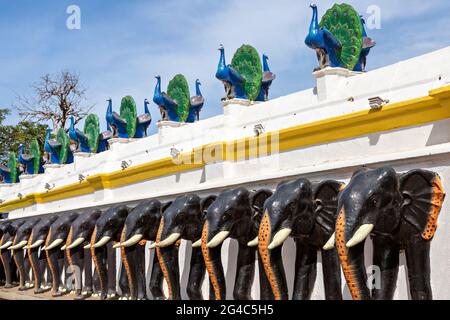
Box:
[201, 187, 273, 300]
[155, 195, 216, 300]
[27, 214, 59, 293]
[113, 199, 162, 300]
[45, 212, 79, 296]
[89, 205, 129, 300]
[325, 167, 445, 300]
[10, 217, 41, 291]
[258, 178, 344, 300]
[0, 219, 24, 288]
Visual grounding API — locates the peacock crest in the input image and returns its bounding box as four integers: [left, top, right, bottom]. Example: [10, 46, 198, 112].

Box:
[231, 45, 263, 101]
[167, 74, 191, 123]
[319, 3, 363, 70]
[57, 128, 70, 164]
[84, 114, 100, 153]
[120, 96, 138, 138]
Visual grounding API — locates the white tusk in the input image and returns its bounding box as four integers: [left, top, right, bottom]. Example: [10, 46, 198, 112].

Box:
[67, 237, 85, 249]
[346, 224, 374, 248]
[149, 242, 157, 249]
[323, 233, 336, 250]
[9, 240, 28, 250]
[191, 239, 202, 248]
[45, 239, 64, 251]
[207, 231, 230, 248]
[93, 236, 111, 248]
[0, 241, 13, 250]
[83, 244, 91, 249]
[117, 234, 143, 248]
[60, 245, 67, 251]
[28, 239, 45, 250]
[157, 233, 180, 248]
[268, 228, 292, 250]
[247, 236, 259, 247]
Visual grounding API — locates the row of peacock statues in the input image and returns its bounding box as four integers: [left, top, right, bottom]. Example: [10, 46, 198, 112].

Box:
[1, 3, 374, 184]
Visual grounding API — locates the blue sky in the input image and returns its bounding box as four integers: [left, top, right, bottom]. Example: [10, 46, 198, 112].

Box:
[1, 0, 449, 135]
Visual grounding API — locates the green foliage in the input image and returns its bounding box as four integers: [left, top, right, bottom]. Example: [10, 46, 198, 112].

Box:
[57, 128, 70, 164]
[167, 74, 190, 122]
[231, 45, 263, 101]
[30, 139, 41, 174]
[120, 96, 137, 138]
[8, 152, 17, 183]
[84, 114, 100, 153]
[320, 3, 363, 70]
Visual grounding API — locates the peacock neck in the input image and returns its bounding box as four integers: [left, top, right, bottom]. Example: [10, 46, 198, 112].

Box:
[263, 56, 270, 72]
[196, 83, 202, 97]
[154, 78, 161, 97]
[310, 7, 319, 34]
[144, 101, 150, 114]
[218, 49, 226, 70]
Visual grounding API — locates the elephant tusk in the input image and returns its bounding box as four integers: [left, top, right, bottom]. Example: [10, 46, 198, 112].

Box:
[93, 236, 111, 248]
[207, 231, 230, 248]
[67, 237, 85, 249]
[116, 234, 143, 248]
[60, 245, 67, 250]
[83, 244, 91, 249]
[247, 236, 259, 247]
[0, 241, 13, 250]
[323, 233, 336, 250]
[9, 240, 28, 250]
[28, 239, 45, 250]
[346, 224, 374, 248]
[45, 238, 64, 251]
[149, 242, 157, 249]
[268, 228, 292, 250]
[157, 233, 181, 248]
[191, 239, 202, 248]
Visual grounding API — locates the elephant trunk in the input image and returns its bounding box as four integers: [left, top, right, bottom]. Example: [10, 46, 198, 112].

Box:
[90, 226, 108, 299]
[45, 231, 62, 293]
[0, 250, 13, 287]
[201, 221, 226, 300]
[66, 227, 83, 294]
[335, 209, 370, 300]
[28, 236, 43, 292]
[120, 227, 136, 299]
[13, 249, 28, 288]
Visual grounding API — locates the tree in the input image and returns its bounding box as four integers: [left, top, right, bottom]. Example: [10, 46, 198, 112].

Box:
[0, 108, 48, 164]
[14, 70, 94, 131]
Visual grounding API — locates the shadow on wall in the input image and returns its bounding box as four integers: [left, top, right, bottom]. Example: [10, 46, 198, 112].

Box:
[426, 120, 450, 147]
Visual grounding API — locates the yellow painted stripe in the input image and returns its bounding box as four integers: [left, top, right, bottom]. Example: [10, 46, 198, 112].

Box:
[1, 85, 450, 212]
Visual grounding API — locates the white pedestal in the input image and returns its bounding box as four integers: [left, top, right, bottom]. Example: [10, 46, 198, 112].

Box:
[222, 99, 261, 116]
[19, 174, 38, 180]
[43, 164, 65, 174]
[74, 152, 92, 159]
[313, 67, 362, 102]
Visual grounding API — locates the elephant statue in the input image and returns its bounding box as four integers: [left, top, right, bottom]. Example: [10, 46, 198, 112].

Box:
[154, 194, 216, 300]
[201, 187, 274, 300]
[45, 212, 79, 297]
[0, 220, 21, 288]
[324, 167, 445, 300]
[113, 200, 165, 300]
[64, 208, 102, 300]
[89, 205, 129, 300]
[27, 214, 59, 294]
[258, 178, 344, 300]
[9, 217, 41, 291]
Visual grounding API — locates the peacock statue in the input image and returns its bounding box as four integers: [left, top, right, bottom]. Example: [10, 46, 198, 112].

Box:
[153, 75, 179, 122]
[44, 128, 74, 165]
[134, 99, 152, 138]
[69, 115, 101, 153]
[216, 44, 246, 101]
[256, 54, 277, 101]
[0, 152, 20, 184]
[69, 116, 89, 153]
[187, 79, 204, 123]
[105, 96, 138, 139]
[98, 103, 114, 152]
[18, 140, 45, 175]
[354, 17, 376, 72]
[305, 3, 374, 72]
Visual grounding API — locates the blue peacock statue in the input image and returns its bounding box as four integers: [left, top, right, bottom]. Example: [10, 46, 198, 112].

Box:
[153, 75, 179, 122]
[69, 116, 90, 153]
[216, 44, 246, 100]
[187, 79, 205, 123]
[354, 17, 376, 72]
[18, 141, 45, 175]
[256, 54, 277, 101]
[44, 128, 74, 165]
[134, 99, 152, 138]
[105, 97, 138, 138]
[0, 152, 20, 184]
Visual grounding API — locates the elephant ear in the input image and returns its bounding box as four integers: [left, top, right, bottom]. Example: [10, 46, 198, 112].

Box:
[400, 170, 445, 241]
[161, 201, 173, 214]
[201, 195, 217, 219]
[313, 180, 345, 236]
[251, 189, 273, 222]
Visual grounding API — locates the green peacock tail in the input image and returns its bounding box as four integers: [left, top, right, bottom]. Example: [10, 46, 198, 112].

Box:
[57, 128, 70, 164]
[231, 45, 263, 101]
[8, 152, 17, 183]
[120, 96, 137, 138]
[84, 114, 100, 153]
[30, 139, 41, 174]
[320, 3, 363, 70]
[167, 74, 190, 122]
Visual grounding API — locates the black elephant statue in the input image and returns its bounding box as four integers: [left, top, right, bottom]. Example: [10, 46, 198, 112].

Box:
[154, 194, 216, 300]
[324, 167, 445, 300]
[27, 214, 59, 293]
[64, 208, 102, 300]
[113, 199, 165, 300]
[258, 178, 344, 300]
[45, 212, 79, 297]
[201, 187, 273, 300]
[9, 217, 41, 291]
[0, 220, 21, 288]
[89, 205, 129, 300]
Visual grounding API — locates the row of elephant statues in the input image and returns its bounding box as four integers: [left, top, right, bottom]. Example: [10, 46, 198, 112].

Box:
[0, 167, 445, 300]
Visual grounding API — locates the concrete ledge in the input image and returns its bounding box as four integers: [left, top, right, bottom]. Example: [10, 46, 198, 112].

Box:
[0, 287, 100, 300]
